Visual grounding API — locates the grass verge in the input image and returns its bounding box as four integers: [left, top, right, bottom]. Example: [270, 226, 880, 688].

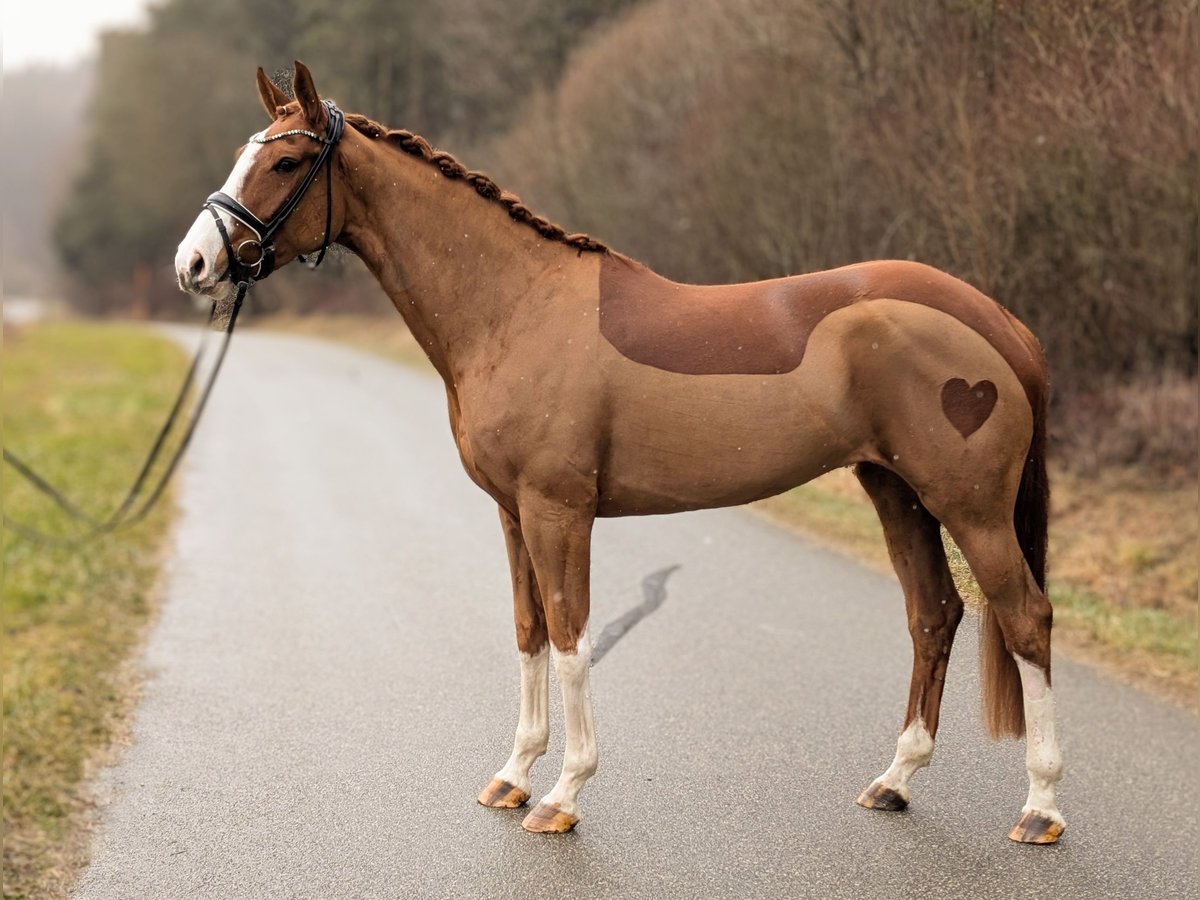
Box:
[2, 322, 187, 899]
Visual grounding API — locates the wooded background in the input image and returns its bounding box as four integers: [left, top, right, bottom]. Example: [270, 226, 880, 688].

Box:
[7, 0, 1197, 473]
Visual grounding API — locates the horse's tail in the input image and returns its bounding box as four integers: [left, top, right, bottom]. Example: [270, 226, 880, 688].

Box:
[981, 366, 1049, 740]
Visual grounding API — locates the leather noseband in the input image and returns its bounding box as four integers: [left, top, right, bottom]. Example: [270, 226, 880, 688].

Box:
[203, 99, 345, 284]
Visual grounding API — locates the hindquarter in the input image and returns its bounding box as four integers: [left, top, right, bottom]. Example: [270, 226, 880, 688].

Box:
[836, 299, 1034, 519]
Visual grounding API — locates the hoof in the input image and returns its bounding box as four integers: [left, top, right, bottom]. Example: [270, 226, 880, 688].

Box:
[856, 781, 909, 812]
[1008, 809, 1065, 844]
[477, 778, 529, 809]
[521, 802, 579, 833]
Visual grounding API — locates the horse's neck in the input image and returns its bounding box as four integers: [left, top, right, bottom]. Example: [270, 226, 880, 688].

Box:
[338, 136, 585, 384]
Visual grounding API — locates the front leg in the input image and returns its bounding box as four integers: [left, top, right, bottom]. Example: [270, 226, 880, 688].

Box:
[515, 490, 598, 834]
[478, 507, 550, 809]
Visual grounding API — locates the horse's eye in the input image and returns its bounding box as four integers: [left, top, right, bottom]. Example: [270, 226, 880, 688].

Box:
[274, 158, 299, 174]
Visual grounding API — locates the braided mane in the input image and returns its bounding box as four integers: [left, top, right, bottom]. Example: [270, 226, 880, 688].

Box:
[344, 113, 607, 254]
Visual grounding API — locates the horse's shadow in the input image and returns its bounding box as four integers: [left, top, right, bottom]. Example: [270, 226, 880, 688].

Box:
[591, 565, 680, 667]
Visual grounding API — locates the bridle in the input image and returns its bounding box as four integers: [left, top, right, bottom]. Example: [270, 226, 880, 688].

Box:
[3, 99, 349, 548]
[204, 99, 345, 285]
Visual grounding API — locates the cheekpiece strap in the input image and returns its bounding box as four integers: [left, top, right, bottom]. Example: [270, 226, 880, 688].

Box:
[202, 100, 344, 285]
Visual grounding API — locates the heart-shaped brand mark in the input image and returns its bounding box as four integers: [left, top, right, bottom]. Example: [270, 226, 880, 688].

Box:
[941, 378, 997, 439]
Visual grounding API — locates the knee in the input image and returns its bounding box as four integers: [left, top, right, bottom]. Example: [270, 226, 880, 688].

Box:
[909, 602, 961, 649]
[515, 622, 548, 654]
[551, 642, 592, 679]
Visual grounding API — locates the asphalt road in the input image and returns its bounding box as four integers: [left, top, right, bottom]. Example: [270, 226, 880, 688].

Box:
[75, 329, 1198, 899]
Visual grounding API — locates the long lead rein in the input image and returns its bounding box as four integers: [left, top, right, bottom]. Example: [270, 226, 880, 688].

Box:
[4, 100, 344, 547]
[4, 302, 218, 530]
[3, 286, 247, 547]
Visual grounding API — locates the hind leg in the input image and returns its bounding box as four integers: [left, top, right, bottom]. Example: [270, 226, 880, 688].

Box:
[478, 507, 550, 809]
[855, 463, 964, 812]
[949, 521, 1064, 843]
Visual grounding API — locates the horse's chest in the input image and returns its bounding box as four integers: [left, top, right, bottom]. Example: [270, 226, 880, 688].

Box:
[448, 394, 534, 503]
[453, 386, 597, 503]
[447, 403, 499, 494]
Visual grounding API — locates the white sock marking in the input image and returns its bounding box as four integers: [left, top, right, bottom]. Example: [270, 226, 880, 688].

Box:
[493, 646, 550, 794]
[540, 629, 597, 815]
[174, 136, 264, 287]
[869, 717, 935, 802]
[1014, 655, 1065, 824]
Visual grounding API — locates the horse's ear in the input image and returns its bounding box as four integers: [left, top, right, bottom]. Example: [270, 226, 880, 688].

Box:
[256, 67, 289, 120]
[292, 60, 328, 129]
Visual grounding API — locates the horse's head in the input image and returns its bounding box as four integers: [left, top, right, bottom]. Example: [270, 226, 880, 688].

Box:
[175, 61, 345, 297]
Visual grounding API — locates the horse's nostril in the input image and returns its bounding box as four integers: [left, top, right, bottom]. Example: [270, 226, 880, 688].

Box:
[188, 250, 205, 283]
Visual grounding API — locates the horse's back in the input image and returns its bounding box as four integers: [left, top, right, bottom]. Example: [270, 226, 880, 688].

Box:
[597, 253, 1045, 406]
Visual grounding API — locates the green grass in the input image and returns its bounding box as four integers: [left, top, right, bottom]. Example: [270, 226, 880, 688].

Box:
[2, 323, 187, 899]
[1049, 584, 1198, 663]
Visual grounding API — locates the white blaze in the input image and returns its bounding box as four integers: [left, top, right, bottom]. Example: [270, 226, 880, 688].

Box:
[174, 135, 265, 287]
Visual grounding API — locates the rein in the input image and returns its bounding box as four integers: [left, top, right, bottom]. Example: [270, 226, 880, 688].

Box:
[3, 290, 245, 547]
[3, 102, 346, 547]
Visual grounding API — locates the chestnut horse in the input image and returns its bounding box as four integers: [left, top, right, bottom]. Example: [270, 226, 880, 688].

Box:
[176, 62, 1064, 843]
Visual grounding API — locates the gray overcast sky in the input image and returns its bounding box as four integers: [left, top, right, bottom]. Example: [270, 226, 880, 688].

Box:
[4, 0, 150, 70]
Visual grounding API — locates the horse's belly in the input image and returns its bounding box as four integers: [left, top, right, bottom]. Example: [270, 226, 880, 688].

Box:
[596, 373, 860, 516]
